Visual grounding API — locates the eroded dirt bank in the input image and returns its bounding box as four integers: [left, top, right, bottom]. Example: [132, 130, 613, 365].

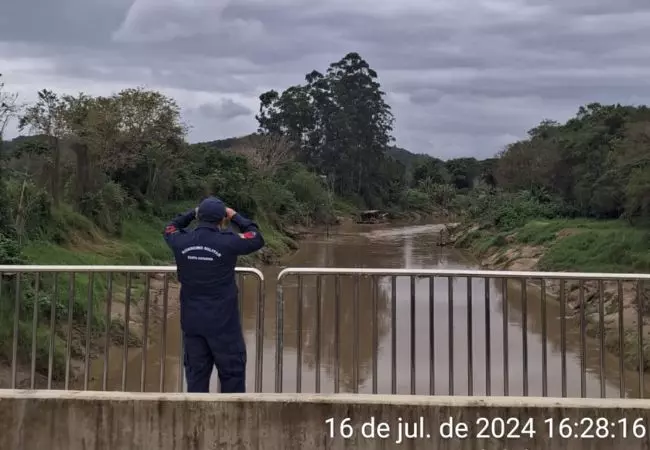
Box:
[0, 274, 180, 389]
[448, 223, 650, 373]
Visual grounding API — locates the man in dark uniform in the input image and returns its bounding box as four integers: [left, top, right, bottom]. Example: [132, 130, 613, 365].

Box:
[163, 196, 265, 393]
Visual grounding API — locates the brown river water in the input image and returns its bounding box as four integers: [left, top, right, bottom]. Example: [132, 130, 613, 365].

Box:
[88, 221, 648, 398]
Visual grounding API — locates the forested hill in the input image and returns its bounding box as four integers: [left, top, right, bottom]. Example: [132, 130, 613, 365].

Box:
[196, 136, 435, 177]
[196, 136, 248, 151]
[385, 146, 431, 168]
[200, 136, 425, 166]
[188, 137, 494, 202]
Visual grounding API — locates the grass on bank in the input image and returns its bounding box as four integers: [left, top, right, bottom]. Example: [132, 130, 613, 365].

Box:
[457, 218, 650, 273]
[0, 208, 166, 382]
[0, 203, 294, 384]
[455, 216, 650, 373]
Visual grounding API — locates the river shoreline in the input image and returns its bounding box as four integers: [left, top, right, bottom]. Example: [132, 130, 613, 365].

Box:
[448, 222, 650, 374]
[1, 215, 452, 388]
[5, 218, 645, 393]
[0, 218, 316, 389]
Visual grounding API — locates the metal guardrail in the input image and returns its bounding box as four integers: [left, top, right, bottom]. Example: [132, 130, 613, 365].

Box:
[0, 265, 264, 393]
[275, 268, 650, 398]
[3, 265, 650, 399]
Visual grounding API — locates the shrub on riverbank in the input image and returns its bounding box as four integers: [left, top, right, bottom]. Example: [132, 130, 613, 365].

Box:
[450, 185, 650, 274]
[454, 217, 650, 273]
[442, 109, 650, 371]
[444, 103, 650, 271]
[451, 217, 650, 374]
[452, 188, 574, 230]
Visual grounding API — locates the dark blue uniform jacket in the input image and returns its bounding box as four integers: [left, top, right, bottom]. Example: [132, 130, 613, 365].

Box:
[162, 210, 265, 344]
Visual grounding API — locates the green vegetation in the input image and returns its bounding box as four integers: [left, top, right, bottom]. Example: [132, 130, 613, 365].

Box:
[429, 104, 650, 373]
[3, 50, 649, 381]
[255, 52, 452, 213]
[456, 218, 650, 273]
[429, 103, 650, 273]
[0, 54, 448, 382]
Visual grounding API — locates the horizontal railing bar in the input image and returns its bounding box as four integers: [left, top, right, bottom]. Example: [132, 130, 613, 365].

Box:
[277, 267, 650, 281]
[4, 390, 650, 408]
[4, 265, 647, 282]
[0, 265, 264, 279]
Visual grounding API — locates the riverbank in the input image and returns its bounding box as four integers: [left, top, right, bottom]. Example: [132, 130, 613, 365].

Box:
[0, 208, 302, 389]
[449, 218, 650, 373]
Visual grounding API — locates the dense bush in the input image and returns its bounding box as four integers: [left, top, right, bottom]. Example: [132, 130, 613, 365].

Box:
[436, 104, 650, 233]
[494, 104, 650, 222]
[454, 188, 575, 231]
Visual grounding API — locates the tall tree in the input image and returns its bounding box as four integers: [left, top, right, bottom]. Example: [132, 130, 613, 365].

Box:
[445, 157, 480, 190]
[58, 93, 100, 208]
[412, 157, 449, 186]
[0, 74, 20, 233]
[230, 133, 294, 178]
[102, 88, 188, 204]
[19, 89, 65, 206]
[257, 52, 395, 207]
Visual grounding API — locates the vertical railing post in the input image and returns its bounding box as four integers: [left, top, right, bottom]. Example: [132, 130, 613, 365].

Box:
[255, 277, 265, 393]
[466, 277, 473, 396]
[83, 273, 93, 391]
[11, 273, 21, 389]
[448, 276, 454, 396]
[390, 275, 397, 395]
[275, 279, 284, 393]
[484, 278, 491, 396]
[296, 276, 303, 393]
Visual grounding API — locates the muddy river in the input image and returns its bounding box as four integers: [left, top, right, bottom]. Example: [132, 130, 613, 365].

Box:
[89, 222, 647, 398]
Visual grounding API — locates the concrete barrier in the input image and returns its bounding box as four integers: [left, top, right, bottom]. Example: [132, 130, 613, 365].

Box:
[1, 390, 650, 449]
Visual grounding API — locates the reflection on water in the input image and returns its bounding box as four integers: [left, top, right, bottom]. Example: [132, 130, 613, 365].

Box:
[90, 222, 648, 398]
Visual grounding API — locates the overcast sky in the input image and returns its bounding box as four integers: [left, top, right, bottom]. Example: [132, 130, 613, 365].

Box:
[2, 0, 650, 159]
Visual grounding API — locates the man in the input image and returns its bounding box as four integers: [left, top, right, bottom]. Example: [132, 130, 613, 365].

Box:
[163, 196, 265, 393]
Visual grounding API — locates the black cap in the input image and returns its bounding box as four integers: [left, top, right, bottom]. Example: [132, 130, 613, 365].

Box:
[197, 196, 227, 222]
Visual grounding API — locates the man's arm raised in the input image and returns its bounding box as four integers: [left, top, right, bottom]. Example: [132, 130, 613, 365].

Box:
[227, 208, 265, 255]
[162, 209, 196, 245]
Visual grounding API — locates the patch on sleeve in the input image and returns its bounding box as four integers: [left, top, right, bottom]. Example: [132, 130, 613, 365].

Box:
[239, 231, 257, 239]
[164, 224, 178, 235]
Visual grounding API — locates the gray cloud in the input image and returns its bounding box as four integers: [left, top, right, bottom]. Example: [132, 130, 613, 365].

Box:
[2, 0, 650, 159]
[193, 99, 252, 120]
[0, 0, 131, 45]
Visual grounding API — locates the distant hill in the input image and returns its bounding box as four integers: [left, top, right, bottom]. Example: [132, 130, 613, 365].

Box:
[1, 135, 47, 157]
[195, 135, 250, 150]
[195, 136, 435, 166]
[5, 134, 437, 170]
[385, 146, 435, 168]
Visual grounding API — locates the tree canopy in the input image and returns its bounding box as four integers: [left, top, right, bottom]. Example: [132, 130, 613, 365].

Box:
[0, 55, 456, 260]
[256, 52, 406, 208]
[3, 56, 650, 257]
[493, 103, 650, 222]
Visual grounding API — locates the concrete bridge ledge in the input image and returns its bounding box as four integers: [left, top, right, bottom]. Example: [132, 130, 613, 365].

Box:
[2, 390, 650, 449]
